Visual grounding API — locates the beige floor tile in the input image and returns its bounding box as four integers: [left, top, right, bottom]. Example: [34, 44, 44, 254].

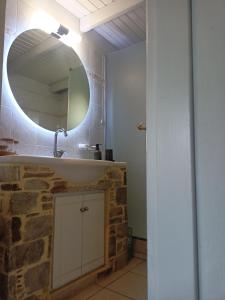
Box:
[130, 261, 147, 277]
[96, 258, 144, 288]
[69, 284, 102, 300]
[88, 288, 133, 300]
[123, 258, 144, 272]
[96, 268, 128, 287]
[107, 272, 147, 300]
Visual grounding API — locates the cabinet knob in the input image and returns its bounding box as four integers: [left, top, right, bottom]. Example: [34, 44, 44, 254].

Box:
[80, 207, 89, 213]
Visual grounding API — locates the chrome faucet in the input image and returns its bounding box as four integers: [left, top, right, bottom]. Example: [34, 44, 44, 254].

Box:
[54, 128, 68, 158]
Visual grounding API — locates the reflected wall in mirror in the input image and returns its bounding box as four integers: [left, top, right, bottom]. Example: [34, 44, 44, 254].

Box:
[7, 29, 90, 131]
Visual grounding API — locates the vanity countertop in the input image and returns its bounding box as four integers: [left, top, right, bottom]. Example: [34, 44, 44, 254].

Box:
[0, 155, 127, 182]
[0, 155, 127, 167]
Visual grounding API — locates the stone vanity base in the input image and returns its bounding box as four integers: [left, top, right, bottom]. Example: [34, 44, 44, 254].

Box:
[0, 164, 128, 300]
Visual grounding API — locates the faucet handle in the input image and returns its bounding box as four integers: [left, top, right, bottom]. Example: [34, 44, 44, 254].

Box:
[56, 150, 65, 158]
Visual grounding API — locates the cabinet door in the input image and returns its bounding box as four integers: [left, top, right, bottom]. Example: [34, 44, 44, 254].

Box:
[82, 192, 105, 274]
[53, 195, 83, 289]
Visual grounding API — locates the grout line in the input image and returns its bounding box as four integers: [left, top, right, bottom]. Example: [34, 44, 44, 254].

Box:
[129, 270, 147, 278]
[105, 286, 136, 300]
[96, 269, 130, 288]
[85, 284, 134, 300]
[95, 259, 145, 288]
[71, 259, 147, 299]
[86, 286, 105, 300]
[126, 259, 145, 271]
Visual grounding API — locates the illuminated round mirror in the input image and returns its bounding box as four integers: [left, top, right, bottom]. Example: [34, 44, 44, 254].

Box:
[7, 29, 90, 131]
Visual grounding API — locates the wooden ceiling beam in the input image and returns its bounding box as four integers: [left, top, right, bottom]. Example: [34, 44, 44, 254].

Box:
[80, 0, 144, 32]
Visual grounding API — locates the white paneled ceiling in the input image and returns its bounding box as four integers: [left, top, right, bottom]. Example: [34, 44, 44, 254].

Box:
[56, 0, 115, 18]
[96, 3, 146, 49]
[56, 0, 146, 50]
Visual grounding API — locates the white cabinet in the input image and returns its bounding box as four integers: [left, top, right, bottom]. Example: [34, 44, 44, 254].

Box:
[82, 193, 105, 274]
[52, 192, 105, 289]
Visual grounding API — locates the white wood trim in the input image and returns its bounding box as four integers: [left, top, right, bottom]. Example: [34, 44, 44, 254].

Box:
[80, 0, 144, 32]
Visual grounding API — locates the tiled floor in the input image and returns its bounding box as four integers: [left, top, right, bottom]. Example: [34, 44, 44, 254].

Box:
[70, 258, 147, 300]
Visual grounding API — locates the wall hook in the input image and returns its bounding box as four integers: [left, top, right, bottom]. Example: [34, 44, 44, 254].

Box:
[137, 122, 146, 131]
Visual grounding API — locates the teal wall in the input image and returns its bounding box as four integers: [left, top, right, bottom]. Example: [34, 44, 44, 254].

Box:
[106, 42, 146, 239]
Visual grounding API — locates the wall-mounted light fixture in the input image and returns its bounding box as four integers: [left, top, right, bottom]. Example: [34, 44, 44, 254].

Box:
[31, 10, 82, 46]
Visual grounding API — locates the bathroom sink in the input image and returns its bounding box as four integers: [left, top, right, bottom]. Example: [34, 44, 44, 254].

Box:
[0, 155, 126, 182]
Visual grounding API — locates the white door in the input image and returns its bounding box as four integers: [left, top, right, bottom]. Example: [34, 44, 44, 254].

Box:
[53, 195, 83, 289]
[82, 192, 105, 274]
[147, 0, 198, 299]
[192, 1, 225, 299]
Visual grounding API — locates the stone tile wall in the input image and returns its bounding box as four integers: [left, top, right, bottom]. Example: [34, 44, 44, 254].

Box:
[0, 164, 128, 300]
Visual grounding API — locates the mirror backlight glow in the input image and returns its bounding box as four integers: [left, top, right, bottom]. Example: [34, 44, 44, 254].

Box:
[7, 29, 90, 132]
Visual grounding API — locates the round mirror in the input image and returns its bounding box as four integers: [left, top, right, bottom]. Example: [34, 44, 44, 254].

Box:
[7, 29, 90, 131]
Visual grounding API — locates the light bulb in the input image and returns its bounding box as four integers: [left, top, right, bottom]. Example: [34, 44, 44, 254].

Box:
[31, 10, 60, 34]
[60, 30, 82, 47]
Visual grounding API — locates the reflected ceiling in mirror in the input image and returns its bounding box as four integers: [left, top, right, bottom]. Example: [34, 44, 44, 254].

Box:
[7, 29, 90, 131]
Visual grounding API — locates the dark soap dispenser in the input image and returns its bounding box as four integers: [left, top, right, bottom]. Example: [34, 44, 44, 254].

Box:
[94, 144, 102, 160]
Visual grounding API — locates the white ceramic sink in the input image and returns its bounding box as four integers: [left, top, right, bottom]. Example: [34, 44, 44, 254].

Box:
[0, 155, 126, 182]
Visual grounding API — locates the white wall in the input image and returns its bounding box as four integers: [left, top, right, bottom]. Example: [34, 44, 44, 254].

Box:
[192, 0, 225, 299]
[0, 0, 106, 157]
[147, 0, 198, 299]
[0, 0, 6, 99]
[106, 42, 146, 239]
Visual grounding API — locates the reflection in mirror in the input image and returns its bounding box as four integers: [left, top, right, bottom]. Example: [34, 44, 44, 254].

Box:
[7, 29, 90, 131]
